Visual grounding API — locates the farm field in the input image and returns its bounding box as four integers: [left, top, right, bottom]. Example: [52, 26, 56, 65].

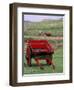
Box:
[24, 47, 63, 74]
[23, 18, 63, 74]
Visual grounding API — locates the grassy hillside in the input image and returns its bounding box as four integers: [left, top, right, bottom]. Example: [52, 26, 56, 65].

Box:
[24, 19, 63, 37]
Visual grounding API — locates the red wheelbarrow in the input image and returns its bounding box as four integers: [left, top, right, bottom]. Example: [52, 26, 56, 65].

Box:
[25, 40, 55, 71]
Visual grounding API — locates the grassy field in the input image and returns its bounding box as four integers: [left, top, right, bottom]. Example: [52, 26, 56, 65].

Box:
[23, 19, 63, 74]
[24, 47, 63, 74]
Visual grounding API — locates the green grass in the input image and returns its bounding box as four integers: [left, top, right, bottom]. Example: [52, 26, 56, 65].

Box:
[24, 47, 63, 74]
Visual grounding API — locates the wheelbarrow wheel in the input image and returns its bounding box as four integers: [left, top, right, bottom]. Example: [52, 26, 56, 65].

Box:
[26, 47, 32, 67]
[25, 56, 31, 67]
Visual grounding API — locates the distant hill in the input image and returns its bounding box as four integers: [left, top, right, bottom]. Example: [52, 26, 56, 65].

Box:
[24, 19, 63, 37]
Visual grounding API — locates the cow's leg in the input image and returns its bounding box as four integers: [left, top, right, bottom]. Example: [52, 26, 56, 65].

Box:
[46, 58, 52, 65]
[49, 54, 55, 71]
[35, 58, 44, 69]
[51, 60, 55, 72]
[46, 54, 55, 72]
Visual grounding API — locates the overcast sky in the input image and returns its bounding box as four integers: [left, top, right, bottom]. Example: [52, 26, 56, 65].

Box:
[24, 14, 63, 22]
